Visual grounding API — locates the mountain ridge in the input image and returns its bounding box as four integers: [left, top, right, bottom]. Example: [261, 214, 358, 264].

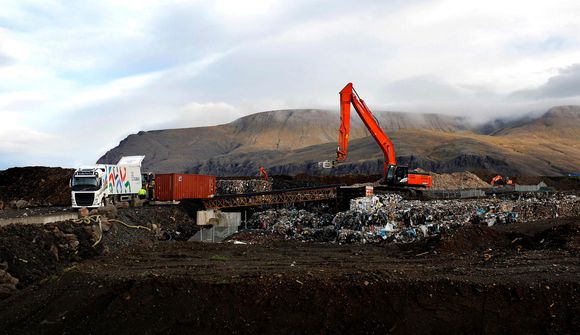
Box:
[98, 106, 580, 176]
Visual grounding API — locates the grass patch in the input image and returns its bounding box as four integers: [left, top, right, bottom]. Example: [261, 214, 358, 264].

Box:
[210, 255, 228, 262]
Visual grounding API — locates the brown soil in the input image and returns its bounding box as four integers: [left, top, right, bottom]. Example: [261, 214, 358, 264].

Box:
[437, 224, 508, 252]
[0, 205, 197, 291]
[0, 218, 578, 335]
[430, 171, 490, 189]
[0, 167, 74, 207]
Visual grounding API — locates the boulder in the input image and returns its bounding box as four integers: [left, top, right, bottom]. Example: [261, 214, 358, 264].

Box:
[98, 204, 118, 218]
[115, 201, 130, 209]
[78, 207, 90, 218]
[15, 199, 29, 209]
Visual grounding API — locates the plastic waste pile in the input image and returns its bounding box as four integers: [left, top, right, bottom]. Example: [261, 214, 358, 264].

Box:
[239, 193, 580, 244]
[247, 208, 333, 230]
[217, 179, 273, 195]
[334, 195, 461, 243]
[512, 194, 580, 221]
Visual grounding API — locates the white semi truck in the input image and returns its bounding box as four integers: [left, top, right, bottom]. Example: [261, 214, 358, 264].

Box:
[71, 156, 145, 208]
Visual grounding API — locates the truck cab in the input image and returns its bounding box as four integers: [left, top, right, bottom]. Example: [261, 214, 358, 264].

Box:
[71, 167, 107, 208]
[70, 156, 145, 208]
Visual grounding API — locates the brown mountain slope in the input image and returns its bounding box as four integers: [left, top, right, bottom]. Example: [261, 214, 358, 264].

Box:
[98, 107, 580, 176]
[99, 109, 466, 173]
[497, 106, 580, 139]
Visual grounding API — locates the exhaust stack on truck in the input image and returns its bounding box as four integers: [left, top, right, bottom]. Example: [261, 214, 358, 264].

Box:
[71, 156, 145, 208]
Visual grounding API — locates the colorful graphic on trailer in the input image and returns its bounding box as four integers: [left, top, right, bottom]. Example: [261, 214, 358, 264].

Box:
[105, 165, 132, 193]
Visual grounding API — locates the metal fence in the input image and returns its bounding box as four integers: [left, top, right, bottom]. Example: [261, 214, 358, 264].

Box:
[425, 189, 486, 199]
[514, 182, 548, 192]
[190, 225, 239, 243]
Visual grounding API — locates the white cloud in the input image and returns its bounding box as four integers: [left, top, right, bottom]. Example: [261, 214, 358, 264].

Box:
[0, 113, 59, 154]
[0, 0, 580, 168]
[166, 101, 242, 128]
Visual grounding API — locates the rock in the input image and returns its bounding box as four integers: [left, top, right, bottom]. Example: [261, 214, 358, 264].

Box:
[63, 234, 79, 250]
[0, 268, 19, 299]
[115, 201, 130, 209]
[101, 218, 111, 232]
[15, 199, 29, 209]
[78, 207, 90, 218]
[151, 223, 160, 235]
[99, 205, 118, 219]
[49, 244, 59, 260]
[0, 269, 19, 287]
[0, 284, 18, 300]
[109, 222, 119, 235]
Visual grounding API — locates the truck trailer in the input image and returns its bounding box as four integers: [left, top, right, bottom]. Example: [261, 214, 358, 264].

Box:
[71, 156, 145, 208]
[154, 173, 216, 201]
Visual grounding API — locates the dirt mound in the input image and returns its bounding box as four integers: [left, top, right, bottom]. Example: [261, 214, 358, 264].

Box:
[509, 221, 580, 251]
[115, 205, 198, 241]
[0, 222, 97, 287]
[430, 171, 490, 189]
[0, 241, 578, 335]
[0, 205, 198, 300]
[0, 167, 74, 207]
[437, 224, 508, 253]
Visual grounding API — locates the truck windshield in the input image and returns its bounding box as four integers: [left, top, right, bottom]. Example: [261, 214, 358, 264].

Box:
[71, 177, 100, 191]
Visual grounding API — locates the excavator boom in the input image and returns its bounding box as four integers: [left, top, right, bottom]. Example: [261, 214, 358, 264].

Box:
[335, 83, 432, 188]
[337, 83, 397, 172]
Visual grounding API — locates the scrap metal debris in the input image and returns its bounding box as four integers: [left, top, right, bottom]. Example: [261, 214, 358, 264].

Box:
[217, 179, 273, 195]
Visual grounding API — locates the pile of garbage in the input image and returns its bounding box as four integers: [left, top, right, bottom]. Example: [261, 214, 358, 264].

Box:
[236, 193, 580, 244]
[512, 194, 580, 221]
[247, 208, 334, 230]
[217, 179, 272, 195]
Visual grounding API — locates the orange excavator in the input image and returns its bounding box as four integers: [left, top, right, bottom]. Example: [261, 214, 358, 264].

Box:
[259, 166, 268, 181]
[490, 175, 512, 186]
[333, 82, 432, 188]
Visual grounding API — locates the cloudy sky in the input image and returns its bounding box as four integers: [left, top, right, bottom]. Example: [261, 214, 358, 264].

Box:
[1, 0, 580, 169]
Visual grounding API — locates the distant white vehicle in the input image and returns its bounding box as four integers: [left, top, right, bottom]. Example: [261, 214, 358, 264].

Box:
[318, 160, 335, 169]
[71, 156, 145, 208]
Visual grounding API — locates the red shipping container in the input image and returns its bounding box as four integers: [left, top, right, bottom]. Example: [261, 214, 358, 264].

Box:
[154, 174, 216, 201]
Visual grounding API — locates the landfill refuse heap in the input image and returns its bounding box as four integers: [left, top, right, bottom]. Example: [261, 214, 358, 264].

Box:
[233, 193, 580, 244]
[216, 179, 272, 195]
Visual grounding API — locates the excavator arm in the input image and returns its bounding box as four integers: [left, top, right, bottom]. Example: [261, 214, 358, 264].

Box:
[333, 83, 432, 188]
[259, 166, 268, 182]
[336, 83, 397, 176]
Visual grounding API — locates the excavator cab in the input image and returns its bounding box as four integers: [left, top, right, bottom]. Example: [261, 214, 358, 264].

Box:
[386, 165, 432, 187]
[386, 165, 409, 186]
